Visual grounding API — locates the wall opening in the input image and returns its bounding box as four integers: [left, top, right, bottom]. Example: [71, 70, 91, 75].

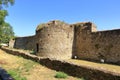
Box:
[36, 43, 39, 52]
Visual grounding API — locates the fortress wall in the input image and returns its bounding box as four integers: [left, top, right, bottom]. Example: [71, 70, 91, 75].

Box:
[14, 35, 36, 50]
[8, 20, 120, 64]
[36, 22, 74, 59]
[74, 26, 120, 64]
[91, 29, 120, 63]
[72, 22, 98, 60]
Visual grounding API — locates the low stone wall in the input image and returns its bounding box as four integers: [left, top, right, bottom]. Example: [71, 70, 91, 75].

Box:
[1, 47, 120, 80]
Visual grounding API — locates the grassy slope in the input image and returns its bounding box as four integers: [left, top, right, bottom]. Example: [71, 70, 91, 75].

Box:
[0, 49, 80, 80]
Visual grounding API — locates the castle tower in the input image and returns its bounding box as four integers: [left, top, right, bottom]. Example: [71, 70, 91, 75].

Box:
[35, 20, 74, 59]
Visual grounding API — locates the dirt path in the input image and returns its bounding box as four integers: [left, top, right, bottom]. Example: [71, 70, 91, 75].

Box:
[0, 49, 80, 80]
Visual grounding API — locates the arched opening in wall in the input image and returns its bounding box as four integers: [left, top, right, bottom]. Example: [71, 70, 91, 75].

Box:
[36, 43, 39, 52]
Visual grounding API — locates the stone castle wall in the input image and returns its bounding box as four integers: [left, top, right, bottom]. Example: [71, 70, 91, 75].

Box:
[91, 29, 120, 63]
[73, 23, 120, 64]
[9, 20, 120, 64]
[72, 22, 97, 59]
[13, 36, 36, 50]
[11, 21, 74, 60]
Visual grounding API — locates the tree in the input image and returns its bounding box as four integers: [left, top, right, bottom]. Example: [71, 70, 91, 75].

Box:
[0, 0, 14, 9]
[0, 0, 15, 43]
[0, 23, 14, 43]
[0, 10, 8, 24]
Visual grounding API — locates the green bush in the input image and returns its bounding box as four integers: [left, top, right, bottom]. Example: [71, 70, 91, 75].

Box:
[55, 71, 68, 79]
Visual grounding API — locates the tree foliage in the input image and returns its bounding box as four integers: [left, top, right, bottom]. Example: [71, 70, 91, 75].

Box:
[0, 0, 15, 43]
[0, 0, 14, 9]
[0, 10, 8, 24]
[0, 23, 14, 43]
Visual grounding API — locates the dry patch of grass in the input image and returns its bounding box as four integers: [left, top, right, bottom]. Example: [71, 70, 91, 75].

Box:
[0, 49, 81, 80]
[0, 60, 7, 65]
[68, 59, 120, 75]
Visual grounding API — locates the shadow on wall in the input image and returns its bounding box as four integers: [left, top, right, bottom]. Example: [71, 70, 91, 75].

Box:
[71, 25, 76, 59]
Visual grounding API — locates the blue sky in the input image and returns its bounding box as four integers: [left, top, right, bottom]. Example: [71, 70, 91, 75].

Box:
[5, 0, 120, 36]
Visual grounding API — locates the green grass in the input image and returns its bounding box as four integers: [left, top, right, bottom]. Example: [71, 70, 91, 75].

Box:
[7, 57, 38, 80]
[55, 71, 68, 79]
[22, 60, 35, 72]
[8, 69, 27, 80]
[80, 77, 85, 80]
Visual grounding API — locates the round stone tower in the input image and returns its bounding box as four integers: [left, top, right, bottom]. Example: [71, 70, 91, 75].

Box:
[35, 20, 74, 59]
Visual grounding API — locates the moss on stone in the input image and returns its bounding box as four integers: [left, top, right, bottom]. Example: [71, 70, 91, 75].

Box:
[36, 23, 46, 31]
